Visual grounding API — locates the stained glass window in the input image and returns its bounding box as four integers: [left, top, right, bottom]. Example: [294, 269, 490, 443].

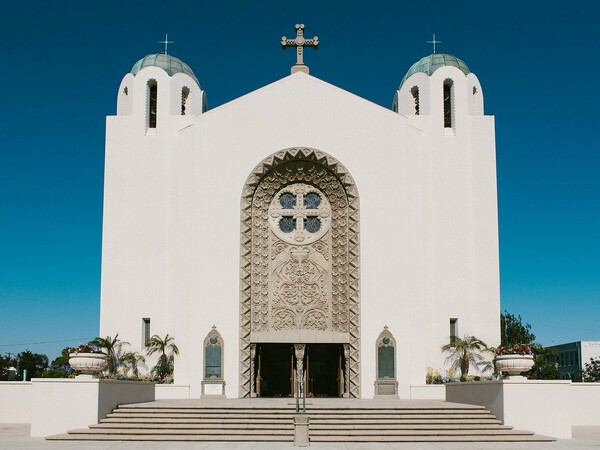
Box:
[304, 192, 321, 209]
[205, 345, 222, 378]
[269, 184, 331, 245]
[280, 216, 296, 233]
[279, 193, 296, 209]
[304, 217, 321, 233]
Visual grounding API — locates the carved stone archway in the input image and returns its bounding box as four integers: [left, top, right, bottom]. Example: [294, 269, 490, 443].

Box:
[239, 147, 360, 398]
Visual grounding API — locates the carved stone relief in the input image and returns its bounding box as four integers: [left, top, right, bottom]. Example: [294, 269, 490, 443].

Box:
[240, 148, 360, 398]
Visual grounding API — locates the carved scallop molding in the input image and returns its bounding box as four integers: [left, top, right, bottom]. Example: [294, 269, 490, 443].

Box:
[239, 147, 360, 398]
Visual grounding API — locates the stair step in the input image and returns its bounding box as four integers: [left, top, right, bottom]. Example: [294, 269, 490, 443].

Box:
[112, 408, 490, 415]
[46, 399, 556, 443]
[47, 433, 291, 441]
[48, 433, 556, 443]
[95, 421, 509, 430]
[73, 428, 293, 436]
[103, 418, 501, 425]
[106, 412, 496, 420]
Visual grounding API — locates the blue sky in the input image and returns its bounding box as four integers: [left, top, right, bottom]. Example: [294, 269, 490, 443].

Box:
[0, 1, 598, 360]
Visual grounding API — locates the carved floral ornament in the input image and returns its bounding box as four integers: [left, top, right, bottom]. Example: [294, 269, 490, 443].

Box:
[239, 147, 361, 398]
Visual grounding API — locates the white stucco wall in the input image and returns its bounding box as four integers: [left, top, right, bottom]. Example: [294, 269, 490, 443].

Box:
[100, 68, 500, 399]
[409, 384, 446, 400]
[30, 378, 155, 437]
[446, 380, 573, 439]
[0, 382, 32, 423]
[571, 383, 600, 426]
[155, 384, 191, 400]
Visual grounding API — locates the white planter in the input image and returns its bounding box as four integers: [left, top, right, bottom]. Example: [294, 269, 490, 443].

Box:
[69, 353, 107, 378]
[494, 354, 534, 379]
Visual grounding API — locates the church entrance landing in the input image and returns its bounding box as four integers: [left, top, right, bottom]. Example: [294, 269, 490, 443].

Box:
[254, 343, 345, 398]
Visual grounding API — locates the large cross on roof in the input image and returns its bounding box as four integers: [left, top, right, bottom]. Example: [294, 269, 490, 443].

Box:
[281, 24, 319, 74]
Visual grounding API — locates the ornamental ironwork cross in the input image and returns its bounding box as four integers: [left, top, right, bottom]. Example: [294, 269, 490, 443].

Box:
[160, 33, 174, 54]
[281, 24, 319, 73]
[427, 33, 441, 53]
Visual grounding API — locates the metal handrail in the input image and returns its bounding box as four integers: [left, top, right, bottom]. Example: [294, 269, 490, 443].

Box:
[295, 377, 306, 413]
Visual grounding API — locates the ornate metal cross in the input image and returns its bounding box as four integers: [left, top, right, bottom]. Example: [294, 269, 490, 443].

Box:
[427, 33, 441, 54]
[160, 33, 174, 55]
[281, 24, 319, 74]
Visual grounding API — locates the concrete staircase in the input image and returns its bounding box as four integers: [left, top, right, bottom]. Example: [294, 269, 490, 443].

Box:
[47, 399, 555, 442]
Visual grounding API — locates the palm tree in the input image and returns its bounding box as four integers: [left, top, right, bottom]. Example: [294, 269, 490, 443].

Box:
[145, 334, 179, 380]
[441, 335, 490, 377]
[90, 334, 129, 375]
[121, 351, 146, 379]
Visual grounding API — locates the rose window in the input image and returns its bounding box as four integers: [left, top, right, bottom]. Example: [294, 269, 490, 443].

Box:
[269, 183, 331, 245]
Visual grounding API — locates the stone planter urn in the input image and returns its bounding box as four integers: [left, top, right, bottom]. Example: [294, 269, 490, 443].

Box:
[69, 353, 107, 379]
[494, 354, 534, 380]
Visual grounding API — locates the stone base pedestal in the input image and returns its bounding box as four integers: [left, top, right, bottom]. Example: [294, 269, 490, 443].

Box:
[374, 379, 399, 398]
[446, 379, 572, 439]
[201, 379, 226, 398]
[291, 64, 309, 74]
[293, 413, 310, 447]
[31, 378, 155, 437]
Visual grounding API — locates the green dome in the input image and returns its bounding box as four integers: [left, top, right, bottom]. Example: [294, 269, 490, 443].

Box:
[400, 53, 470, 88]
[131, 53, 199, 85]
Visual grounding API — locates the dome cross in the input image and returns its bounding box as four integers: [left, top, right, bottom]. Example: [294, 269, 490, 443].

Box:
[281, 24, 319, 74]
[159, 33, 174, 55]
[427, 34, 442, 54]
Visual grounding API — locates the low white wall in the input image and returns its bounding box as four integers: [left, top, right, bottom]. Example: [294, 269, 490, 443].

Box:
[98, 380, 156, 419]
[409, 384, 446, 400]
[571, 383, 600, 426]
[31, 378, 155, 437]
[0, 382, 32, 423]
[446, 379, 572, 439]
[155, 384, 191, 399]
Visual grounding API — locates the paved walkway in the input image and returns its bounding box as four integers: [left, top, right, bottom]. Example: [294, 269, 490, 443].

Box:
[1, 424, 600, 450]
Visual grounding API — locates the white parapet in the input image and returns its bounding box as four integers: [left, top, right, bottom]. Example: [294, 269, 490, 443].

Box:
[571, 383, 600, 426]
[0, 381, 32, 423]
[155, 384, 191, 399]
[409, 384, 446, 400]
[446, 379, 572, 439]
[30, 378, 155, 437]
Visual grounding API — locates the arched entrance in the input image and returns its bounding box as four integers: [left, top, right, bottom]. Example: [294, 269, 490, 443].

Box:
[239, 147, 360, 398]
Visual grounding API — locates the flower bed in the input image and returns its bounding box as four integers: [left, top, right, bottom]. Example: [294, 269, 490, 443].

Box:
[495, 344, 533, 356]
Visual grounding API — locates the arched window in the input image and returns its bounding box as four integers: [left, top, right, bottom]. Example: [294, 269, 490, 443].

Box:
[443, 79, 453, 129]
[147, 80, 158, 129]
[374, 326, 398, 397]
[202, 326, 225, 397]
[410, 86, 420, 115]
[181, 87, 190, 115]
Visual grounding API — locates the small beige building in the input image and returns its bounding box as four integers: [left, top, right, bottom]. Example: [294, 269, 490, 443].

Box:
[99, 37, 500, 399]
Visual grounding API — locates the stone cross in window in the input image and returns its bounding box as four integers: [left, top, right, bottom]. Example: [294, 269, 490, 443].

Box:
[281, 24, 319, 74]
[160, 33, 174, 55]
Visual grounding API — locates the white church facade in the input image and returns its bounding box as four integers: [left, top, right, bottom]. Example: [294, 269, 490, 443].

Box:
[99, 29, 500, 399]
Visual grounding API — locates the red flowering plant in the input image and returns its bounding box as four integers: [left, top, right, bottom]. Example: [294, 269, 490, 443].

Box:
[495, 344, 533, 356]
[69, 342, 104, 355]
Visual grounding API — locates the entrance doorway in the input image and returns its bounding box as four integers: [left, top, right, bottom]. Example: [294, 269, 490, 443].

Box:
[255, 344, 294, 397]
[254, 343, 345, 398]
[306, 344, 344, 397]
